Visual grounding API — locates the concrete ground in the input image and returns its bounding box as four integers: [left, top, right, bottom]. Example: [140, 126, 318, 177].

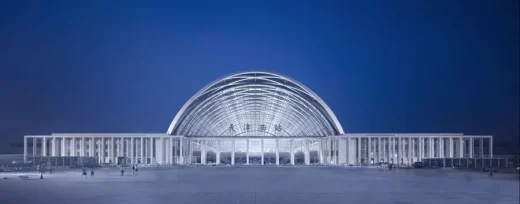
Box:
[0, 166, 518, 204]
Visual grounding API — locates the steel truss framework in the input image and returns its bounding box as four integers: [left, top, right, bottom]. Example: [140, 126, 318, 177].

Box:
[167, 71, 344, 137]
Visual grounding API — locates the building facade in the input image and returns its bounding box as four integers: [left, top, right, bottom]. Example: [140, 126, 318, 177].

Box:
[23, 72, 494, 166]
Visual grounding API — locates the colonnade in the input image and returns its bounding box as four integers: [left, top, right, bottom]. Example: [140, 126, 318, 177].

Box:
[23, 134, 493, 166]
[23, 134, 175, 165]
[186, 138, 315, 165]
[326, 134, 493, 165]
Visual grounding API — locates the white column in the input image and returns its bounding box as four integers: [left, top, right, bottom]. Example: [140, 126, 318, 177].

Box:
[24, 137, 28, 162]
[480, 138, 484, 157]
[188, 139, 193, 164]
[150, 137, 154, 164]
[438, 138, 443, 158]
[130, 137, 134, 164]
[140, 137, 144, 164]
[439, 138, 443, 158]
[368, 137, 372, 164]
[51, 137, 56, 156]
[377, 137, 386, 162]
[110, 137, 114, 163]
[426, 137, 430, 158]
[290, 139, 295, 165]
[394, 137, 397, 162]
[433, 137, 436, 158]
[345, 138, 350, 164]
[216, 140, 220, 165]
[119, 138, 123, 158]
[468, 137, 473, 158]
[246, 139, 250, 165]
[382, 137, 386, 162]
[397, 137, 401, 162]
[201, 140, 206, 165]
[338, 138, 346, 164]
[81, 137, 85, 157]
[304, 139, 310, 165]
[231, 139, 235, 165]
[317, 140, 320, 164]
[90, 137, 95, 157]
[100, 137, 105, 163]
[128, 138, 132, 161]
[169, 137, 173, 164]
[334, 139, 338, 164]
[390, 137, 394, 162]
[427, 137, 430, 158]
[164, 137, 173, 165]
[411, 137, 415, 160]
[71, 138, 75, 156]
[422, 137, 425, 159]
[144, 138, 148, 164]
[61, 137, 66, 156]
[397, 137, 402, 164]
[402, 137, 405, 162]
[167, 137, 172, 165]
[157, 138, 162, 164]
[418, 138, 422, 160]
[261, 139, 265, 165]
[408, 137, 412, 163]
[179, 138, 183, 164]
[275, 139, 280, 165]
[377, 137, 381, 163]
[459, 137, 464, 158]
[357, 137, 361, 164]
[489, 137, 493, 158]
[84, 137, 87, 157]
[448, 137, 453, 158]
[33, 138, 37, 156]
[42, 137, 47, 156]
[78, 137, 82, 157]
[120, 137, 125, 158]
[115, 138, 119, 158]
[439, 137, 446, 158]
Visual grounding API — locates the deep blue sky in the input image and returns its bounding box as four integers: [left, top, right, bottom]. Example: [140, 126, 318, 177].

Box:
[1, 1, 518, 154]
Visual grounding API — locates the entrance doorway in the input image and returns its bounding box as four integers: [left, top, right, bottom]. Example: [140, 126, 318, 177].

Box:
[263, 153, 276, 165]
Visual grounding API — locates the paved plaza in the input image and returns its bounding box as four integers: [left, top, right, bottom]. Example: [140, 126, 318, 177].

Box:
[1, 166, 518, 204]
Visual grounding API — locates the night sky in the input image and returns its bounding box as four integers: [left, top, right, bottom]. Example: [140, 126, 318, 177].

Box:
[1, 1, 518, 154]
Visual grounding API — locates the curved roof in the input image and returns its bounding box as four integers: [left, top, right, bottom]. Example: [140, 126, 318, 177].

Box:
[167, 71, 344, 137]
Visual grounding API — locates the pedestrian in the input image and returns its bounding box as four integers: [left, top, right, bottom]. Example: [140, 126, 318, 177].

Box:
[49, 167, 53, 174]
[90, 168, 94, 178]
[82, 167, 88, 179]
[135, 165, 138, 175]
[489, 169, 494, 177]
[132, 165, 135, 174]
[120, 166, 125, 176]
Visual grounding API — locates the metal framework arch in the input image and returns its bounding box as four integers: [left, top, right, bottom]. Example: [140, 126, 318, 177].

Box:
[167, 71, 344, 137]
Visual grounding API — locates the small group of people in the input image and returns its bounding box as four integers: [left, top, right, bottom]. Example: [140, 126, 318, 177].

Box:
[119, 164, 139, 176]
[81, 167, 95, 178]
[131, 164, 139, 174]
[78, 164, 140, 178]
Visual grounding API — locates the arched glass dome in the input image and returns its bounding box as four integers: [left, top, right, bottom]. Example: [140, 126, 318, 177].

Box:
[167, 71, 343, 137]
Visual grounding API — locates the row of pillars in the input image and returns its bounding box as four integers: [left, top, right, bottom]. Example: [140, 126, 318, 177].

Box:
[24, 136, 493, 166]
[23, 136, 175, 165]
[341, 136, 493, 165]
[195, 139, 311, 165]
